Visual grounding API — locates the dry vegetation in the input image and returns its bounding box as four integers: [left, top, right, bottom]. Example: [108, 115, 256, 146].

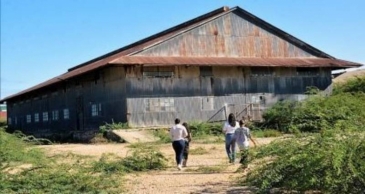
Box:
[37, 138, 275, 194]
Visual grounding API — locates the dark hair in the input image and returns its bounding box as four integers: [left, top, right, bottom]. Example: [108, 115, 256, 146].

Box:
[182, 122, 188, 129]
[239, 120, 244, 127]
[175, 118, 180, 124]
[228, 113, 236, 127]
[182, 122, 191, 141]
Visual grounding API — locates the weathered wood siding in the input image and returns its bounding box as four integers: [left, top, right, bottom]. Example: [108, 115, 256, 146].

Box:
[126, 66, 330, 96]
[136, 11, 313, 58]
[6, 66, 127, 141]
[125, 66, 331, 126]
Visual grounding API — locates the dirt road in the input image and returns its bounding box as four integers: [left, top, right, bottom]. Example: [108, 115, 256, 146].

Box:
[39, 138, 276, 194]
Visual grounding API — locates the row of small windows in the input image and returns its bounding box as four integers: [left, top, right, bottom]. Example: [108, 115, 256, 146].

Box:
[8, 103, 102, 125]
[8, 109, 70, 125]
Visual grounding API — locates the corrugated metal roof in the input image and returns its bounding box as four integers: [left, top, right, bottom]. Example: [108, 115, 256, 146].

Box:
[1, 6, 363, 103]
[110, 56, 361, 68]
[67, 6, 230, 72]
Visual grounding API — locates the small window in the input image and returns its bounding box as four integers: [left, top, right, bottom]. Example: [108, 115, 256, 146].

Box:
[34, 113, 39, 122]
[63, 109, 70, 119]
[143, 66, 174, 78]
[8, 118, 12, 125]
[43, 112, 49, 122]
[26, 114, 31, 123]
[91, 103, 102, 117]
[200, 66, 213, 77]
[52, 110, 59, 121]
[251, 67, 273, 76]
[296, 67, 320, 76]
[145, 98, 175, 112]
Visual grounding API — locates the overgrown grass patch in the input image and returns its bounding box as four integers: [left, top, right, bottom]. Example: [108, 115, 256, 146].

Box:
[99, 120, 129, 134]
[251, 129, 282, 138]
[189, 146, 210, 155]
[185, 165, 227, 173]
[151, 128, 171, 143]
[0, 128, 168, 193]
[121, 143, 167, 172]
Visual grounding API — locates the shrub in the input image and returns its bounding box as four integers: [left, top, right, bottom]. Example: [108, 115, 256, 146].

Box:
[261, 100, 297, 132]
[333, 75, 365, 94]
[99, 120, 129, 133]
[152, 129, 171, 143]
[189, 122, 222, 137]
[0, 128, 124, 193]
[261, 93, 365, 133]
[120, 143, 167, 172]
[244, 131, 365, 193]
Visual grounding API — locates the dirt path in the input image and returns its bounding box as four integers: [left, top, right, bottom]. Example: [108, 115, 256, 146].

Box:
[124, 143, 252, 194]
[38, 138, 276, 194]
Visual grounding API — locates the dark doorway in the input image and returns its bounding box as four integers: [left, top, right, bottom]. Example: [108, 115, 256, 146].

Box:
[76, 96, 84, 130]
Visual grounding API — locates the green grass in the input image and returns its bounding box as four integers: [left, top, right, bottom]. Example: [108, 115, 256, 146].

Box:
[185, 165, 227, 173]
[0, 128, 168, 193]
[189, 146, 210, 155]
[251, 129, 282, 138]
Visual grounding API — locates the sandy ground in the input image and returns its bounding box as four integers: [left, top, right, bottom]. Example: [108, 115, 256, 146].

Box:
[38, 138, 277, 194]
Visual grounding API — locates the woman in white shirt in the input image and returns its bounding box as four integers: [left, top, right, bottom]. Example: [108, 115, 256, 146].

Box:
[170, 118, 188, 170]
[222, 113, 239, 163]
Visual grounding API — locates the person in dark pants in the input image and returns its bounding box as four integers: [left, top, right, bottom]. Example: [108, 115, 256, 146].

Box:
[170, 118, 188, 170]
[182, 122, 192, 167]
[222, 113, 239, 163]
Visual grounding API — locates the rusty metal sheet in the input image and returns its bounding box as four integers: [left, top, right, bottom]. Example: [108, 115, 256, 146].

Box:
[110, 56, 362, 68]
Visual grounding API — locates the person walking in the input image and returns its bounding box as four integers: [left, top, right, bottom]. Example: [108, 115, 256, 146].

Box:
[170, 118, 188, 170]
[182, 122, 192, 167]
[222, 113, 239, 163]
[234, 120, 257, 168]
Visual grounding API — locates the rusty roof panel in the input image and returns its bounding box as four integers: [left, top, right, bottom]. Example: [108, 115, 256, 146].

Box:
[1, 6, 363, 103]
[1, 56, 362, 103]
[110, 56, 362, 68]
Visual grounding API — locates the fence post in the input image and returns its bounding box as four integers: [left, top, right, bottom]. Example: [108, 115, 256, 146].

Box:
[224, 104, 227, 121]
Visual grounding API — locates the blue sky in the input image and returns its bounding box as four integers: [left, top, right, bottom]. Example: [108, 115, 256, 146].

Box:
[1, 0, 364, 99]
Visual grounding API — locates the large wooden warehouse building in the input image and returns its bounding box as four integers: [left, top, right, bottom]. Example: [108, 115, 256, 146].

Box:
[1, 6, 361, 141]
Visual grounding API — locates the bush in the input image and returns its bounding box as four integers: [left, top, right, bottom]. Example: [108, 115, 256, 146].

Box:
[121, 144, 167, 172]
[261, 100, 297, 133]
[333, 75, 365, 94]
[0, 128, 124, 193]
[261, 93, 365, 133]
[99, 120, 129, 134]
[189, 122, 222, 137]
[152, 129, 171, 143]
[244, 131, 365, 193]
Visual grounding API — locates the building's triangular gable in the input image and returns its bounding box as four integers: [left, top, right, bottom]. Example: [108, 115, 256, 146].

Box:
[132, 7, 333, 58]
